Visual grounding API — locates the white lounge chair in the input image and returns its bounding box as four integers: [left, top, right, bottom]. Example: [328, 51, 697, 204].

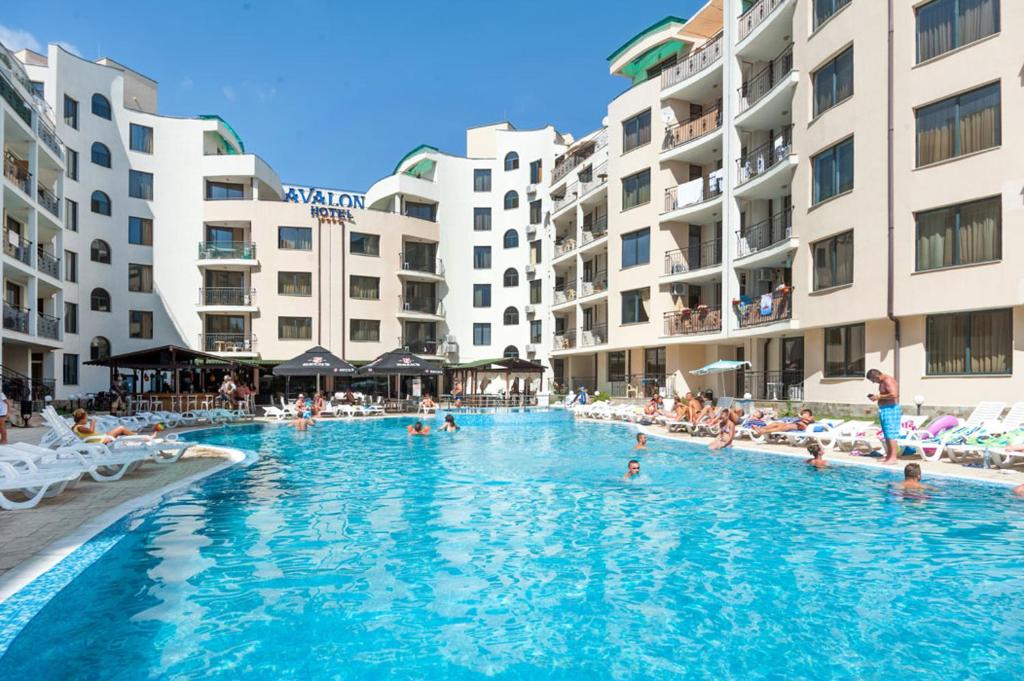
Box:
[780, 419, 847, 447]
[897, 401, 1006, 462]
[3, 442, 147, 483]
[834, 415, 929, 453]
[810, 420, 876, 451]
[0, 459, 83, 510]
[41, 407, 190, 464]
[946, 402, 1024, 463]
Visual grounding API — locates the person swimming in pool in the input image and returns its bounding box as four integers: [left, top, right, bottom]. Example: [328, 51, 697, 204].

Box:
[623, 459, 641, 480]
[439, 414, 460, 432]
[407, 420, 431, 436]
[1013, 483, 1024, 497]
[291, 415, 315, 431]
[894, 463, 938, 493]
[635, 433, 647, 450]
[806, 443, 827, 468]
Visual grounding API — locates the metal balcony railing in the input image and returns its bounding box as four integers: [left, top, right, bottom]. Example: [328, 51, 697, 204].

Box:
[664, 174, 724, 212]
[578, 161, 608, 197]
[738, 45, 794, 114]
[37, 247, 60, 278]
[664, 307, 722, 336]
[4, 152, 31, 195]
[398, 252, 443, 275]
[742, 370, 804, 401]
[199, 287, 255, 306]
[553, 184, 578, 213]
[605, 373, 667, 399]
[555, 237, 576, 257]
[579, 324, 607, 347]
[737, 126, 793, 184]
[551, 130, 608, 184]
[4, 230, 32, 265]
[735, 288, 793, 328]
[38, 122, 63, 159]
[582, 215, 608, 244]
[402, 338, 440, 355]
[197, 241, 256, 260]
[579, 270, 608, 298]
[736, 208, 793, 258]
[0, 71, 32, 125]
[664, 239, 722, 274]
[738, 0, 788, 42]
[401, 296, 443, 315]
[663, 105, 722, 152]
[3, 304, 29, 333]
[552, 330, 576, 350]
[661, 32, 724, 90]
[553, 282, 577, 305]
[37, 185, 59, 217]
[37, 312, 60, 340]
[201, 333, 256, 353]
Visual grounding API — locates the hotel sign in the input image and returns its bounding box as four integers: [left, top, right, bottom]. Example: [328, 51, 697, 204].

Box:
[283, 184, 365, 223]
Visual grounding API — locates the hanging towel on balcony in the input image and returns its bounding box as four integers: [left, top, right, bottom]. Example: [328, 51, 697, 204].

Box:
[676, 177, 704, 207]
[759, 293, 773, 316]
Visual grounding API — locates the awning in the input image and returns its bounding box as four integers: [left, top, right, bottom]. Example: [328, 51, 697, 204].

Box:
[447, 357, 546, 373]
[357, 349, 444, 376]
[272, 346, 355, 376]
[690, 360, 750, 376]
[84, 344, 256, 370]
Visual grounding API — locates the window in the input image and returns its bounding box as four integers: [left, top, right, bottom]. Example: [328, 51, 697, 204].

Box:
[350, 319, 380, 342]
[129, 216, 153, 245]
[128, 263, 153, 292]
[206, 181, 244, 200]
[608, 351, 627, 381]
[473, 169, 491, 192]
[278, 226, 312, 250]
[278, 271, 312, 296]
[473, 246, 491, 269]
[622, 109, 652, 152]
[473, 323, 491, 346]
[504, 152, 519, 171]
[814, 0, 852, 28]
[404, 201, 436, 221]
[530, 320, 542, 344]
[504, 345, 519, 359]
[31, 81, 44, 98]
[90, 190, 111, 215]
[129, 170, 154, 200]
[503, 229, 519, 249]
[916, 0, 999, 63]
[927, 308, 1011, 375]
[278, 316, 313, 340]
[503, 268, 519, 287]
[65, 250, 77, 282]
[62, 353, 79, 385]
[90, 336, 111, 361]
[90, 239, 112, 264]
[916, 82, 1000, 167]
[621, 288, 650, 324]
[622, 169, 651, 210]
[91, 288, 111, 312]
[66, 148, 78, 180]
[473, 207, 492, 231]
[64, 302, 78, 334]
[529, 159, 542, 184]
[63, 95, 78, 129]
[473, 284, 491, 308]
[824, 324, 865, 377]
[812, 137, 854, 204]
[621, 228, 651, 268]
[530, 279, 542, 304]
[350, 232, 380, 256]
[503, 306, 519, 325]
[813, 46, 854, 116]
[350, 275, 380, 300]
[916, 195, 1001, 271]
[129, 123, 153, 153]
[66, 199, 78, 231]
[504, 190, 519, 210]
[91, 93, 111, 119]
[529, 199, 542, 224]
[813, 230, 854, 290]
[91, 142, 111, 168]
[129, 311, 153, 339]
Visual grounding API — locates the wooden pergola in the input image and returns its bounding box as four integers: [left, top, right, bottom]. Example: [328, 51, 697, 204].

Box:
[85, 344, 259, 395]
[446, 357, 546, 398]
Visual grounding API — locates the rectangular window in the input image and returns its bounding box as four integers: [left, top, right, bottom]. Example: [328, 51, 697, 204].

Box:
[350, 275, 380, 300]
[278, 271, 312, 296]
[473, 168, 491, 192]
[622, 169, 651, 210]
[128, 263, 153, 292]
[473, 246, 491, 269]
[350, 232, 380, 256]
[621, 288, 650, 324]
[926, 308, 1012, 375]
[278, 226, 312, 250]
[530, 320, 542, 344]
[350, 319, 380, 342]
[129, 310, 153, 339]
[128, 170, 154, 200]
[66, 148, 78, 181]
[129, 123, 154, 153]
[473, 284, 491, 308]
[916, 82, 1000, 167]
[64, 250, 77, 282]
[473, 207, 492, 231]
[622, 109, 652, 152]
[608, 351, 627, 381]
[205, 181, 244, 200]
[824, 323, 865, 377]
[128, 216, 153, 245]
[62, 353, 79, 385]
[529, 159, 542, 184]
[473, 322, 491, 346]
[63, 95, 78, 129]
[812, 230, 854, 290]
[530, 279, 542, 305]
[813, 46, 854, 116]
[621, 228, 651, 268]
[66, 199, 78, 231]
[278, 316, 313, 340]
[529, 200, 542, 225]
[916, 0, 999, 63]
[812, 137, 854, 204]
[64, 302, 78, 334]
[814, 0, 852, 28]
[404, 201, 436, 221]
[916, 195, 1001, 271]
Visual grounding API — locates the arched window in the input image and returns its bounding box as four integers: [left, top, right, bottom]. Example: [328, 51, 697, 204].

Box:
[503, 306, 519, 325]
[503, 229, 519, 249]
[503, 268, 519, 287]
[90, 336, 111, 361]
[503, 190, 519, 210]
[91, 142, 111, 168]
[90, 288, 111, 312]
[90, 190, 111, 215]
[503, 345, 519, 359]
[91, 93, 111, 119]
[90, 239, 111, 264]
[504, 151, 519, 171]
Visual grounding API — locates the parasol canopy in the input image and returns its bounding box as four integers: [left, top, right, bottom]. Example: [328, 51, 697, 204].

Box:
[357, 348, 444, 376]
[272, 346, 356, 377]
[690, 360, 751, 376]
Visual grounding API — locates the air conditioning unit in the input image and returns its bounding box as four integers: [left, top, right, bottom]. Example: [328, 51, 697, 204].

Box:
[444, 334, 457, 344]
[525, 264, 536, 276]
[526, 184, 538, 195]
[526, 223, 538, 235]
[525, 344, 537, 354]
[525, 304, 536, 315]
[670, 283, 687, 297]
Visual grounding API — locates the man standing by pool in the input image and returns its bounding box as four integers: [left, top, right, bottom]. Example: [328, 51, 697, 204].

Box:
[866, 368, 901, 465]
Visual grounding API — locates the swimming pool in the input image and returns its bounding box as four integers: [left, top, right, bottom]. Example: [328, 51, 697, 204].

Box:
[2, 413, 1023, 679]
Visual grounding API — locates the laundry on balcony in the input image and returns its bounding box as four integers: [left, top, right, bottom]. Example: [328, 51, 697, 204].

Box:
[759, 293, 773, 316]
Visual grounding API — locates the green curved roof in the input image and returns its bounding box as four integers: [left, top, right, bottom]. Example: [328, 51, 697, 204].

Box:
[392, 144, 439, 175]
[606, 15, 687, 62]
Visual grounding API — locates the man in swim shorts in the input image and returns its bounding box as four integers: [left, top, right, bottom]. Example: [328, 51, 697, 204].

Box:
[866, 368, 901, 465]
[623, 459, 640, 480]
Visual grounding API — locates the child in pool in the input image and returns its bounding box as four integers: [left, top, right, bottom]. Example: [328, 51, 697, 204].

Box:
[806, 443, 827, 468]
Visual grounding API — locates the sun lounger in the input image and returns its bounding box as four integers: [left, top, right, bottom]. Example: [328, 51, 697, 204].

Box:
[946, 402, 1024, 463]
[3, 442, 148, 482]
[41, 406, 191, 464]
[0, 460, 81, 510]
[897, 401, 1006, 462]
[780, 419, 847, 447]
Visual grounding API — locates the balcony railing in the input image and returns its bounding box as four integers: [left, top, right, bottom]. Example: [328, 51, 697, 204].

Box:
[738, 0, 788, 42]
[580, 324, 607, 347]
[0, 71, 32, 125]
[578, 161, 608, 197]
[37, 185, 59, 217]
[605, 373, 667, 399]
[551, 130, 608, 184]
[401, 338, 440, 355]
[201, 333, 256, 353]
[37, 312, 60, 340]
[398, 252, 443, 275]
[581, 215, 608, 244]
[664, 173, 724, 213]
[4, 230, 32, 265]
[554, 236, 576, 257]
[737, 126, 793, 184]
[662, 105, 722, 152]
[737, 208, 793, 258]
[198, 241, 256, 260]
[735, 288, 793, 328]
[664, 307, 722, 336]
[553, 282, 577, 305]
[738, 45, 794, 114]
[553, 330, 576, 350]
[661, 32, 724, 90]
[664, 239, 722, 274]
[579, 270, 608, 298]
[37, 247, 60, 278]
[401, 296, 443, 315]
[553, 184, 578, 213]
[3, 304, 29, 333]
[38, 122, 63, 159]
[742, 370, 804, 401]
[199, 287, 255, 306]
[4, 152, 31, 195]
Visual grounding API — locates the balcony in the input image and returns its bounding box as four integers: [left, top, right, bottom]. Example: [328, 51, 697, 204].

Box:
[3, 152, 31, 195]
[553, 330, 576, 350]
[199, 287, 256, 307]
[37, 312, 59, 340]
[737, 45, 794, 117]
[38, 122, 63, 160]
[662, 172, 724, 224]
[662, 106, 722, 153]
[579, 324, 607, 347]
[0, 71, 32, 126]
[580, 215, 608, 247]
[578, 161, 608, 199]
[661, 32, 723, 91]
[398, 253, 444, 278]
[742, 369, 804, 401]
[37, 185, 59, 218]
[553, 282, 577, 306]
[605, 373, 667, 399]
[735, 288, 793, 329]
[579, 270, 608, 298]
[36, 247, 60, 279]
[664, 239, 722, 276]
[664, 307, 722, 337]
[197, 241, 257, 261]
[399, 296, 444, 317]
[551, 130, 608, 185]
[738, 0, 790, 43]
[401, 338, 441, 355]
[3, 230, 32, 266]
[3, 304, 29, 333]
[201, 333, 257, 354]
[554, 237, 576, 258]
[737, 126, 794, 189]
[552, 184, 578, 214]
[736, 208, 794, 261]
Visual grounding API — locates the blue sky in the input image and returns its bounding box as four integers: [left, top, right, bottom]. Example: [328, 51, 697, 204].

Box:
[4, 0, 704, 190]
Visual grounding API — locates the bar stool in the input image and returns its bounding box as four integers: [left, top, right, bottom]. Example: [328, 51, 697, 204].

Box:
[186, 395, 198, 412]
[200, 394, 213, 411]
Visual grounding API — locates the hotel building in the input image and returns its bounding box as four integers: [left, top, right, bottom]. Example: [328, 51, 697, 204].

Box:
[6, 0, 1021, 411]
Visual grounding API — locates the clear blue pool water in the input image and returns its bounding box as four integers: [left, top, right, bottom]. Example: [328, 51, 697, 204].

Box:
[2, 412, 1024, 679]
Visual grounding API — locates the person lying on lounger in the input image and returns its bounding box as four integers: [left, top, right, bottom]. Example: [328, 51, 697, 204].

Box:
[806, 443, 827, 468]
[753, 409, 814, 436]
[709, 408, 743, 450]
[72, 408, 138, 442]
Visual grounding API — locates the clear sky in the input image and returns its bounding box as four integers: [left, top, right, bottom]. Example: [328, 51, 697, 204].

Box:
[4, 0, 705, 190]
